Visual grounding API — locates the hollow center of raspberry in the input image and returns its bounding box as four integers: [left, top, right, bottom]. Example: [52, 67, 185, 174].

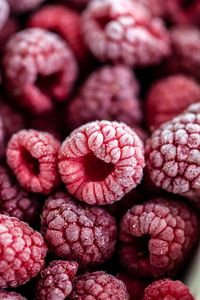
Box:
[21, 148, 40, 175]
[137, 235, 150, 259]
[81, 152, 114, 181]
[182, 0, 195, 8]
[95, 15, 111, 29]
[36, 72, 61, 96]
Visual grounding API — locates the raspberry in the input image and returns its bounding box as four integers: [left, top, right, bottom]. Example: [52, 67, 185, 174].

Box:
[0, 18, 19, 49]
[7, 129, 60, 194]
[0, 290, 26, 300]
[0, 164, 39, 222]
[41, 192, 117, 267]
[146, 75, 200, 131]
[146, 103, 200, 206]
[119, 198, 199, 278]
[36, 260, 78, 300]
[7, 0, 45, 13]
[69, 271, 129, 300]
[0, 214, 47, 288]
[143, 279, 194, 300]
[67, 65, 141, 129]
[28, 5, 88, 64]
[0, 0, 9, 30]
[58, 120, 145, 205]
[2, 28, 78, 114]
[82, 0, 170, 66]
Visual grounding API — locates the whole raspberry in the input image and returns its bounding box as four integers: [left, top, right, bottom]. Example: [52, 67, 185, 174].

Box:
[143, 279, 194, 300]
[146, 102, 200, 206]
[2, 28, 78, 114]
[0, 18, 19, 49]
[119, 198, 199, 278]
[36, 260, 78, 300]
[28, 5, 88, 64]
[118, 273, 148, 300]
[0, 164, 39, 222]
[41, 192, 117, 267]
[82, 0, 170, 66]
[0, 214, 47, 288]
[69, 271, 129, 300]
[58, 120, 145, 205]
[7, 0, 45, 13]
[67, 65, 141, 129]
[0, 290, 26, 300]
[7, 129, 60, 194]
[146, 75, 200, 131]
[0, 0, 9, 30]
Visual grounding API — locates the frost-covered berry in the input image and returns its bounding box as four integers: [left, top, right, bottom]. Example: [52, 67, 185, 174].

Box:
[36, 260, 78, 300]
[0, 290, 27, 300]
[58, 120, 145, 205]
[0, 214, 47, 288]
[69, 271, 129, 300]
[2, 28, 78, 114]
[0, 0, 9, 30]
[82, 0, 170, 66]
[67, 65, 141, 129]
[7, 0, 45, 13]
[119, 198, 199, 278]
[41, 192, 117, 267]
[7, 129, 60, 194]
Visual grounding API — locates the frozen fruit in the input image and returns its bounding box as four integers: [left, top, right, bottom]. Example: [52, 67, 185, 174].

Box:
[58, 120, 145, 205]
[0, 214, 47, 288]
[82, 0, 170, 66]
[0, 18, 19, 49]
[67, 65, 142, 129]
[146, 102, 200, 206]
[119, 198, 199, 278]
[36, 260, 78, 300]
[69, 271, 129, 300]
[146, 75, 200, 131]
[0, 290, 27, 300]
[0, 0, 9, 30]
[143, 279, 194, 300]
[7, 129, 60, 194]
[2, 28, 78, 114]
[41, 192, 117, 267]
[28, 5, 88, 63]
[7, 0, 45, 13]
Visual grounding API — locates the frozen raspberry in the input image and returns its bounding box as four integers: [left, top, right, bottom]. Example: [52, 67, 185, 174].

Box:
[82, 0, 170, 66]
[0, 214, 47, 288]
[0, 164, 39, 222]
[36, 260, 78, 300]
[146, 102, 200, 206]
[0, 290, 26, 300]
[7, 0, 45, 13]
[0, 18, 19, 49]
[143, 279, 194, 300]
[67, 65, 141, 129]
[69, 271, 129, 300]
[0, 0, 9, 30]
[146, 75, 200, 131]
[7, 129, 60, 194]
[58, 120, 145, 205]
[28, 5, 88, 64]
[119, 198, 199, 278]
[2, 28, 78, 114]
[41, 192, 117, 267]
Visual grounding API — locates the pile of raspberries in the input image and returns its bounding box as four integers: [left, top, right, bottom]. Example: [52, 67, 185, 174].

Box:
[0, 0, 200, 299]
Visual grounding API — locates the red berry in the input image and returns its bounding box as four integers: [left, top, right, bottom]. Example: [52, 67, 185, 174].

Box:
[0, 214, 47, 288]
[36, 260, 78, 300]
[146, 75, 200, 131]
[7, 0, 45, 13]
[0, 290, 26, 300]
[28, 5, 88, 64]
[7, 129, 60, 194]
[82, 0, 170, 66]
[143, 279, 194, 300]
[146, 103, 200, 206]
[41, 192, 117, 267]
[69, 271, 129, 300]
[58, 120, 145, 205]
[0, 0, 9, 30]
[67, 65, 142, 129]
[119, 198, 199, 278]
[2, 28, 78, 114]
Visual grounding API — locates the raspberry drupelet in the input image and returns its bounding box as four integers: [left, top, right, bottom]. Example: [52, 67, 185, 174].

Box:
[146, 102, 200, 206]
[0, 0, 9, 30]
[143, 279, 194, 300]
[7, 129, 60, 194]
[28, 5, 88, 64]
[7, 0, 45, 13]
[2, 28, 78, 114]
[0, 290, 27, 300]
[36, 260, 78, 300]
[0, 214, 47, 288]
[146, 75, 200, 131]
[41, 192, 117, 267]
[119, 198, 199, 278]
[82, 0, 170, 66]
[58, 120, 145, 205]
[67, 65, 142, 129]
[69, 271, 129, 300]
